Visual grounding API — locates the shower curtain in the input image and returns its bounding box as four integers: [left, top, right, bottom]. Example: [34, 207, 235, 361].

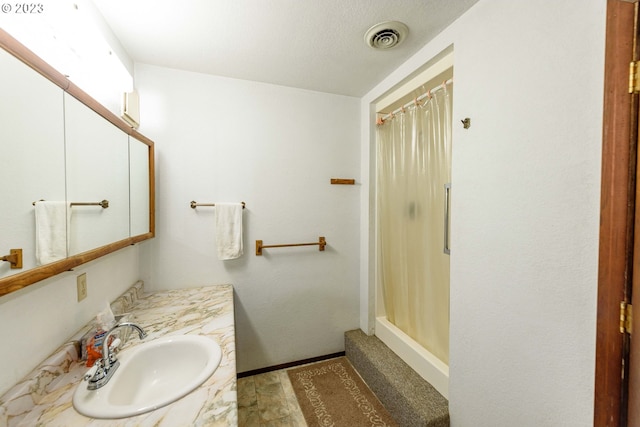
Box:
[376, 85, 452, 364]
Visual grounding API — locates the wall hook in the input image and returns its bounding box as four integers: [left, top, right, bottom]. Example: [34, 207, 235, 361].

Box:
[461, 118, 471, 129]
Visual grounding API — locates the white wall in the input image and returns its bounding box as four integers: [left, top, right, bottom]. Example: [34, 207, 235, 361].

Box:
[135, 64, 361, 373]
[0, 244, 145, 395]
[361, 1, 605, 426]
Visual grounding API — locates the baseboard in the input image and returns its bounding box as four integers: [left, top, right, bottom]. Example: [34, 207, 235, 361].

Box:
[237, 351, 345, 378]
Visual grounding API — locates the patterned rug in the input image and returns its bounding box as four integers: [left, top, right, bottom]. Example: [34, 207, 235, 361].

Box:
[287, 357, 398, 427]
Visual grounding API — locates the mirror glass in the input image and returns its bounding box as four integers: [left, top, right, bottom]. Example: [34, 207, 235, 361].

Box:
[64, 93, 130, 255]
[0, 48, 66, 279]
[129, 136, 150, 237]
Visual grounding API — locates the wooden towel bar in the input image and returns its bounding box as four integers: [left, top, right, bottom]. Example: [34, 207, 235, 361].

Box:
[255, 237, 326, 255]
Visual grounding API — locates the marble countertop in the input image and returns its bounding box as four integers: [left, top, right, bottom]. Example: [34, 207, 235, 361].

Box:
[0, 282, 237, 426]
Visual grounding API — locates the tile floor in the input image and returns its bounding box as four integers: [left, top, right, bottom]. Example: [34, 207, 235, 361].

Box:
[237, 367, 308, 427]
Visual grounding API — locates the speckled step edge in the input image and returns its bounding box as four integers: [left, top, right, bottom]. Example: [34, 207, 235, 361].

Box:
[345, 329, 450, 427]
[0, 280, 145, 425]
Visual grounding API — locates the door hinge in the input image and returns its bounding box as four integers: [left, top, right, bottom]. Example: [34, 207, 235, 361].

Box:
[630, 61, 640, 94]
[621, 301, 633, 334]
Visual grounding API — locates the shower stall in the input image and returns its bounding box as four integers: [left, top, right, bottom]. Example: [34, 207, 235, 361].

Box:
[373, 59, 452, 398]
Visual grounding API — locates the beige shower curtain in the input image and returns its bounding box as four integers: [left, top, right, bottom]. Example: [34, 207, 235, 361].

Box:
[376, 85, 452, 364]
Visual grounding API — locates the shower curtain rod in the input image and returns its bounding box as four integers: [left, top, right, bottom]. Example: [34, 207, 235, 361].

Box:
[378, 78, 453, 123]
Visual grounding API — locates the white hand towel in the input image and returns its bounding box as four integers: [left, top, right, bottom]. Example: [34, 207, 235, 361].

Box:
[215, 203, 243, 260]
[35, 201, 70, 265]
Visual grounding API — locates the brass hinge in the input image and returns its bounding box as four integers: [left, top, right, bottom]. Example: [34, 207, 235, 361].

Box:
[630, 61, 640, 94]
[621, 301, 633, 334]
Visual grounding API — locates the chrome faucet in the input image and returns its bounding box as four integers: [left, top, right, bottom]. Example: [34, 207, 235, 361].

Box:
[84, 322, 147, 390]
[102, 322, 147, 370]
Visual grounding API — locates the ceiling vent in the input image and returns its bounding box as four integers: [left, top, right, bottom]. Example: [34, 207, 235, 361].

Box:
[365, 21, 409, 50]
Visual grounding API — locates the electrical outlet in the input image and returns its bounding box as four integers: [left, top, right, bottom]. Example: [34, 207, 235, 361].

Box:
[77, 273, 87, 302]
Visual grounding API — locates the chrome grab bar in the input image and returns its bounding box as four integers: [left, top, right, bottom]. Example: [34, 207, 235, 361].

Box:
[444, 183, 451, 255]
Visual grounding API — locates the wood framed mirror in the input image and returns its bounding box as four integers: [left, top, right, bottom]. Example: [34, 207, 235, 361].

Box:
[0, 29, 155, 297]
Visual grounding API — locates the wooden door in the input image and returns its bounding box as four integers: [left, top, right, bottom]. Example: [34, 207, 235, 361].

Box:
[630, 10, 640, 418]
[595, 1, 639, 426]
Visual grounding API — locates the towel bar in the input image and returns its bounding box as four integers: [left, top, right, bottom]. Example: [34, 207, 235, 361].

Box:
[32, 200, 109, 208]
[255, 237, 326, 256]
[71, 200, 109, 208]
[190, 201, 245, 209]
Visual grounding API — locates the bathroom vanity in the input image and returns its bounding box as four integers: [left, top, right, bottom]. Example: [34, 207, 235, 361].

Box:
[0, 283, 237, 426]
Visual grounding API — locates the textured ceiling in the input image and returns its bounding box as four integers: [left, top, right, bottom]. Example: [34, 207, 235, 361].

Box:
[92, 0, 479, 97]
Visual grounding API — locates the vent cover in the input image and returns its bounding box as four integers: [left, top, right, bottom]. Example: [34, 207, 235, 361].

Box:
[365, 21, 409, 50]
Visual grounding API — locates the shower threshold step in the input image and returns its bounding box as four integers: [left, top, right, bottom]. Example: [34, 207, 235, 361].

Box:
[345, 329, 449, 427]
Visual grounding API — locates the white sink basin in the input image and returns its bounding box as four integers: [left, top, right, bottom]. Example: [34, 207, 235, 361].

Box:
[73, 334, 222, 419]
